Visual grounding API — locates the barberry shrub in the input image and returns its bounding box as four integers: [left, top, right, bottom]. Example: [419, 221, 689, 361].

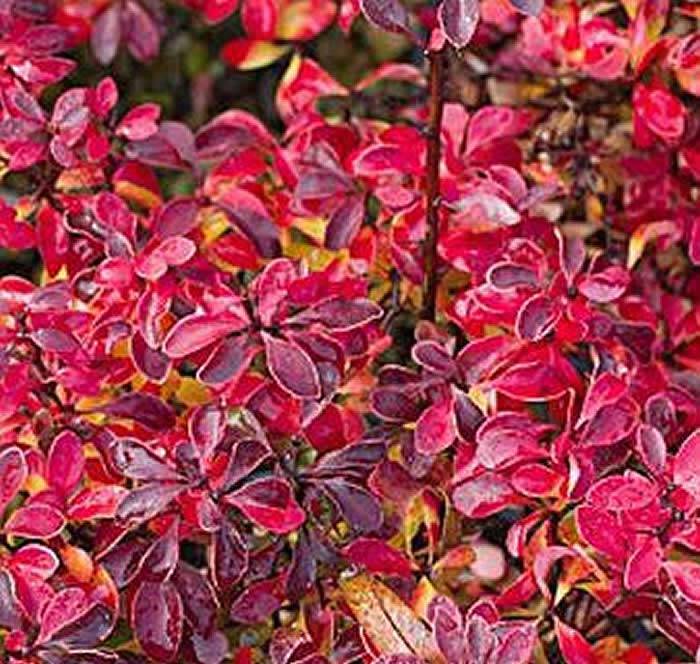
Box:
[1, 0, 700, 661]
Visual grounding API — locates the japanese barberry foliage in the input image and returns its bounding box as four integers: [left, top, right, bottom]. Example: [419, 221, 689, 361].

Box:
[2, 0, 700, 661]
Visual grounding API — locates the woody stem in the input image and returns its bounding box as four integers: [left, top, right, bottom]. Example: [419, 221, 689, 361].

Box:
[422, 48, 446, 322]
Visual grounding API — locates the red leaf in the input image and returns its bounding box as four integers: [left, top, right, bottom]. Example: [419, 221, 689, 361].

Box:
[116, 103, 161, 141]
[229, 577, 284, 624]
[133, 581, 183, 662]
[67, 486, 128, 520]
[581, 398, 638, 447]
[47, 430, 84, 497]
[342, 538, 414, 577]
[415, 396, 457, 455]
[36, 587, 90, 645]
[164, 313, 248, 359]
[555, 619, 596, 664]
[203, 0, 240, 23]
[453, 473, 520, 518]
[492, 361, 570, 401]
[575, 506, 628, 559]
[5, 503, 66, 539]
[227, 477, 305, 534]
[577, 373, 627, 426]
[624, 536, 663, 591]
[673, 429, 700, 500]
[0, 447, 27, 515]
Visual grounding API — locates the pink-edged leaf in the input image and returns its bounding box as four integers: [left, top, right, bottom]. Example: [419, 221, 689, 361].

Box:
[516, 294, 561, 342]
[217, 188, 280, 258]
[229, 576, 284, 624]
[131, 331, 171, 383]
[98, 393, 176, 431]
[227, 477, 305, 534]
[10, 543, 60, 579]
[31, 328, 81, 356]
[198, 335, 256, 386]
[163, 313, 248, 359]
[453, 473, 520, 518]
[673, 429, 700, 500]
[360, 0, 410, 34]
[492, 361, 570, 401]
[636, 424, 667, 476]
[0, 447, 27, 515]
[67, 485, 129, 520]
[586, 473, 657, 512]
[326, 194, 365, 250]
[47, 430, 84, 497]
[456, 335, 520, 384]
[133, 580, 183, 662]
[5, 503, 66, 539]
[210, 524, 249, 590]
[581, 398, 638, 447]
[263, 333, 321, 399]
[342, 538, 414, 577]
[624, 536, 663, 591]
[411, 340, 456, 377]
[554, 619, 596, 664]
[575, 506, 629, 559]
[117, 483, 185, 524]
[36, 587, 90, 645]
[578, 266, 631, 303]
[662, 561, 700, 604]
[577, 373, 627, 426]
[111, 438, 182, 482]
[140, 519, 180, 581]
[300, 297, 383, 331]
[415, 396, 457, 455]
[439, 0, 479, 49]
[533, 547, 578, 602]
[486, 262, 539, 290]
[189, 404, 226, 469]
[116, 103, 161, 141]
[490, 623, 537, 664]
[91, 4, 121, 65]
[448, 192, 520, 229]
[511, 463, 562, 497]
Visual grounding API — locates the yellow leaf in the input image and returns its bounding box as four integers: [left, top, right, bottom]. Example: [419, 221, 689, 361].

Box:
[627, 221, 678, 269]
[412, 577, 439, 621]
[434, 545, 476, 572]
[340, 574, 445, 663]
[113, 180, 162, 210]
[293, 216, 327, 245]
[175, 376, 211, 406]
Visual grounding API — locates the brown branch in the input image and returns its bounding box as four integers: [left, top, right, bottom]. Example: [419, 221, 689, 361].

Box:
[422, 49, 446, 322]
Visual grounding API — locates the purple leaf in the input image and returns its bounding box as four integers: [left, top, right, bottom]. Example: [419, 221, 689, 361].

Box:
[132, 581, 183, 662]
[360, 0, 410, 33]
[439, 0, 480, 49]
[263, 333, 321, 399]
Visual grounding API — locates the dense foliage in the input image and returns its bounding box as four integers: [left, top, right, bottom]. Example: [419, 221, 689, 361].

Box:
[2, 0, 700, 661]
